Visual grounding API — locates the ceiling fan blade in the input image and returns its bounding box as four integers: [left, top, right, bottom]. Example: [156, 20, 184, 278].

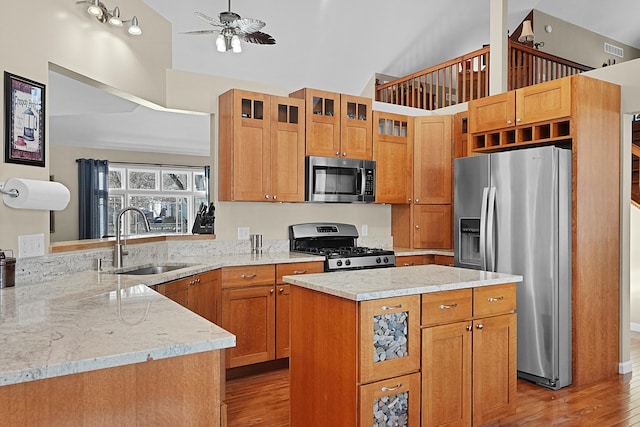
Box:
[194, 11, 222, 26]
[180, 30, 220, 35]
[240, 31, 276, 45]
[232, 18, 266, 33]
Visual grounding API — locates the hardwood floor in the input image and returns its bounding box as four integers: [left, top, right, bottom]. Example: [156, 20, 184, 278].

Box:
[226, 331, 640, 426]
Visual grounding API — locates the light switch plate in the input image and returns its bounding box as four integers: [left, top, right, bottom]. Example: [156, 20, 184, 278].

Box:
[18, 234, 45, 258]
[237, 227, 250, 240]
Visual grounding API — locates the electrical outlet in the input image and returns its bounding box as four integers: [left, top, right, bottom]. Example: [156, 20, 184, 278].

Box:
[237, 227, 250, 240]
[361, 224, 369, 236]
[18, 234, 45, 258]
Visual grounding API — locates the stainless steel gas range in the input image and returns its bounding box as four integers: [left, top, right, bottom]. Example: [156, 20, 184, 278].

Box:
[289, 222, 396, 272]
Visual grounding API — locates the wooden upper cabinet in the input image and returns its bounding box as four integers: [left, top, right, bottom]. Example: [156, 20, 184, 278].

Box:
[270, 95, 306, 202]
[414, 115, 453, 204]
[219, 89, 305, 202]
[468, 91, 516, 134]
[340, 94, 372, 160]
[290, 88, 373, 160]
[469, 77, 571, 133]
[219, 89, 271, 201]
[373, 111, 413, 204]
[290, 88, 341, 157]
[515, 77, 571, 125]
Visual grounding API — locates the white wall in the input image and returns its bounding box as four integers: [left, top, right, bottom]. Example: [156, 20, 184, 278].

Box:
[631, 205, 640, 330]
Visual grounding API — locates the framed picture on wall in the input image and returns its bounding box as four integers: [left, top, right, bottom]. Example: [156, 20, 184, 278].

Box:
[4, 71, 46, 167]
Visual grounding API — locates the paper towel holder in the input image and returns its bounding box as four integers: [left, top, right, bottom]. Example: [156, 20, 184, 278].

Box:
[0, 179, 70, 211]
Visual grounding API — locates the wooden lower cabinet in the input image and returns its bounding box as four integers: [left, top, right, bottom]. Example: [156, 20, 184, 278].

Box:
[221, 261, 324, 368]
[154, 269, 220, 323]
[421, 284, 517, 427]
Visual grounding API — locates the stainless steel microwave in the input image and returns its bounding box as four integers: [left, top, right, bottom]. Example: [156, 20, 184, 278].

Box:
[305, 156, 375, 203]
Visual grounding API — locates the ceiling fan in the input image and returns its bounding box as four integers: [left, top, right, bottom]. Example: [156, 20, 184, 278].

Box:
[181, 0, 275, 53]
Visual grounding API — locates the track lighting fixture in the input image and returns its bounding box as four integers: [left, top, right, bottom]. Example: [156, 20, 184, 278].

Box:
[76, 1, 142, 36]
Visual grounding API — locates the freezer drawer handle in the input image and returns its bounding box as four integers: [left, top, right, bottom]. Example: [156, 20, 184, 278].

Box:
[487, 296, 505, 302]
[438, 303, 458, 310]
[381, 304, 403, 311]
[381, 383, 402, 392]
[241, 274, 258, 279]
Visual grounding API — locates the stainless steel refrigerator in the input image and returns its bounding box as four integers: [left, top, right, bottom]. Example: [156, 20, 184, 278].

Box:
[454, 146, 572, 390]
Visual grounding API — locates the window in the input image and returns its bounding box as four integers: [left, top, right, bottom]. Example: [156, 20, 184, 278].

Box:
[107, 164, 208, 236]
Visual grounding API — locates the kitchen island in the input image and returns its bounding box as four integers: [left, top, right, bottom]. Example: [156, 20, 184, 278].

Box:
[284, 264, 523, 427]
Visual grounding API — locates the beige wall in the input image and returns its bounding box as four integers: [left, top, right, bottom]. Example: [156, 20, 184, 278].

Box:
[532, 10, 640, 69]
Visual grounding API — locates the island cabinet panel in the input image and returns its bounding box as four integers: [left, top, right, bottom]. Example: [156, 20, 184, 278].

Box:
[421, 283, 517, 427]
[0, 350, 223, 427]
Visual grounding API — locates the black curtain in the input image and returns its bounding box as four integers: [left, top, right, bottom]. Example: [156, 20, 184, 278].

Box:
[77, 159, 109, 239]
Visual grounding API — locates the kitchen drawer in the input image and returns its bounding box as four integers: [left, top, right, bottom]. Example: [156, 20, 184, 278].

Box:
[359, 295, 421, 384]
[396, 255, 430, 267]
[359, 372, 421, 427]
[276, 261, 324, 284]
[221, 264, 275, 289]
[421, 288, 472, 326]
[473, 283, 516, 317]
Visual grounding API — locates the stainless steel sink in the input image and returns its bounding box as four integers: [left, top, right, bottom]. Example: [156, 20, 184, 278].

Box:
[115, 263, 193, 275]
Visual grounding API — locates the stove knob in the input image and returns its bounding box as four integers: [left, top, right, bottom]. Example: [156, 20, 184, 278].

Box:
[336, 260, 343, 267]
[345, 259, 351, 266]
[376, 257, 382, 264]
[383, 257, 389, 264]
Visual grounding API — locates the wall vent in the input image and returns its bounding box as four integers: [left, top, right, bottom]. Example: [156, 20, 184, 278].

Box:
[604, 42, 624, 58]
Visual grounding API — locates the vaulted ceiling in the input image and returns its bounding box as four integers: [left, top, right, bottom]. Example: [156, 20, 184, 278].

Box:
[50, 0, 640, 155]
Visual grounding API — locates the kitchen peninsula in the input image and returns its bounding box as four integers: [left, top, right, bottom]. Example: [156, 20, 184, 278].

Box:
[285, 264, 523, 426]
[0, 250, 323, 426]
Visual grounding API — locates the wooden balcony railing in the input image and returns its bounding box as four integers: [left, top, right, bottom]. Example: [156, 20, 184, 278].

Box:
[375, 41, 593, 111]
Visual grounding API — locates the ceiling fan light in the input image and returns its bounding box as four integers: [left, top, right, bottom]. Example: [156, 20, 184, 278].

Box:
[216, 34, 227, 52]
[108, 6, 123, 26]
[128, 16, 142, 35]
[231, 35, 242, 53]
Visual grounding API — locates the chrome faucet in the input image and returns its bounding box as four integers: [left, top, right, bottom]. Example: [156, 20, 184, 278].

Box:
[114, 207, 151, 268]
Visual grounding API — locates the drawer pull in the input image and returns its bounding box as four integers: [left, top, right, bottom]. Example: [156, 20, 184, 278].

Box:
[438, 303, 458, 310]
[403, 262, 414, 266]
[293, 270, 308, 274]
[381, 304, 403, 311]
[381, 383, 402, 392]
[488, 296, 505, 302]
[476, 324, 484, 329]
[241, 274, 257, 279]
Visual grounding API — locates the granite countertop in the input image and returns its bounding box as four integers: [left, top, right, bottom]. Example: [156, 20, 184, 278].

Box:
[283, 264, 523, 301]
[0, 252, 323, 387]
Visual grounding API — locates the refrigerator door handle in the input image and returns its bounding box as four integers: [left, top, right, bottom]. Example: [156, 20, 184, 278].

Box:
[479, 187, 489, 270]
[486, 186, 497, 272]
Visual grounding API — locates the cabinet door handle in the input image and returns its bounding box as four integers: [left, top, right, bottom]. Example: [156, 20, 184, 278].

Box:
[335, 151, 340, 156]
[381, 304, 403, 311]
[476, 324, 484, 330]
[241, 274, 257, 279]
[516, 118, 522, 123]
[415, 198, 420, 203]
[415, 225, 420, 229]
[488, 296, 504, 302]
[270, 288, 275, 294]
[439, 303, 458, 310]
[342, 152, 347, 157]
[381, 383, 402, 392]
[279, 287, 285, 293]
[264, 194, 271, 199]
[189, 280, 195, 285]
[273, 195, 278, 200]
[408, 198, 412, 203]
[466, 325, 473, 331]
[293, 270, 308, 274]
[507, 120, 513, 125]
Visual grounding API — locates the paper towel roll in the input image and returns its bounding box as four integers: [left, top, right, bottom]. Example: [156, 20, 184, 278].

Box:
[2, 178, 70, 211]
